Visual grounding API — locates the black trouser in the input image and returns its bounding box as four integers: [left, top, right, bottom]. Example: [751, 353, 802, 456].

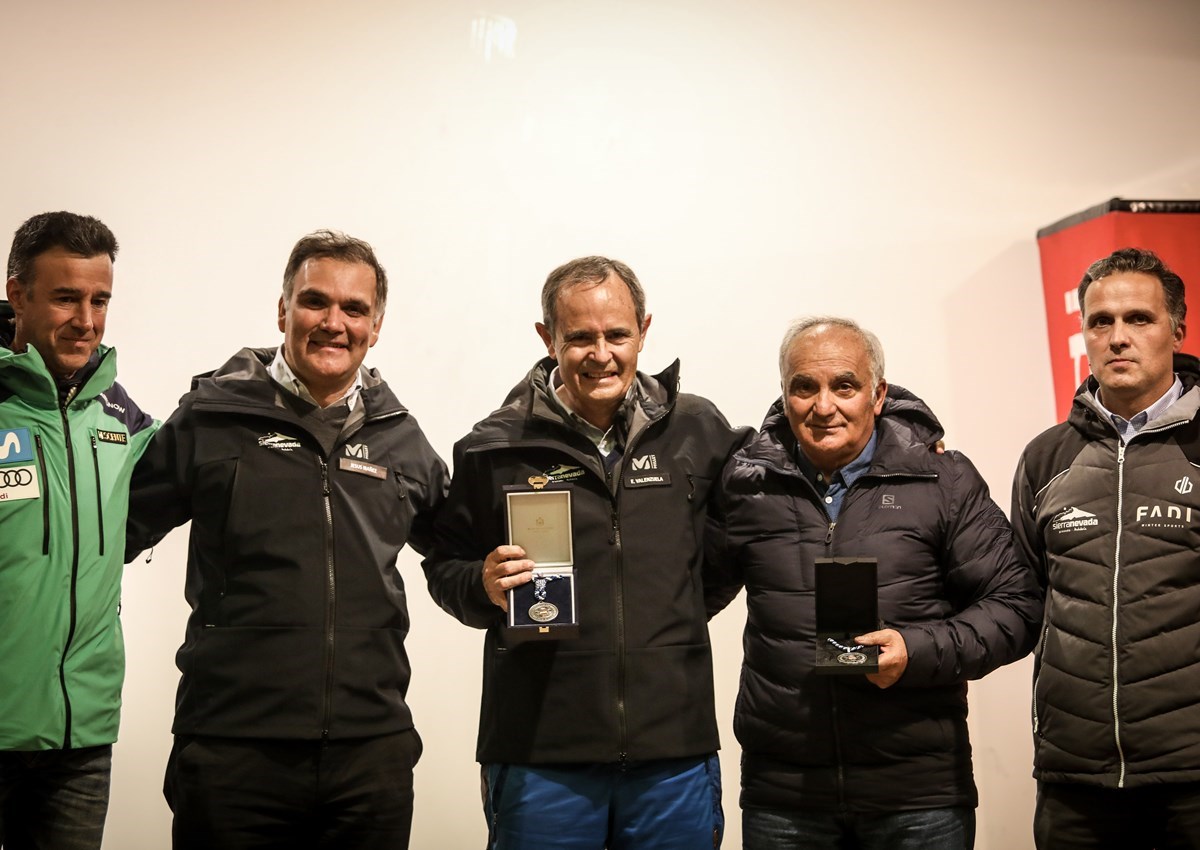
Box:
[0, 745, 112, 850]
[165, 730, 421, 850]
[1035, 780, 1200, 850]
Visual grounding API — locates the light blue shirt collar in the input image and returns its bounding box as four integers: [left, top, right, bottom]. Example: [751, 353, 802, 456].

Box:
[1092, 375, 1182, 443]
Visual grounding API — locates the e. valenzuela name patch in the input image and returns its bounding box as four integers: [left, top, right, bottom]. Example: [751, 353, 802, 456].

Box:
[624, 472, 671, 488]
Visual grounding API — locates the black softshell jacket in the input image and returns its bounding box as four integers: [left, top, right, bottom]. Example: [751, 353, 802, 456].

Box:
[709, 387, 1041, 812]
[422, 358, 749, 764]
[126, 348, 448, 739]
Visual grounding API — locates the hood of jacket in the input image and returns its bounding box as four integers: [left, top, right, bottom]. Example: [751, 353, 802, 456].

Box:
[1067, 352, 1200, 438]
[186, 346, 405, 421]
[465, 356, 680, 445]
[736, 382, 945, 478]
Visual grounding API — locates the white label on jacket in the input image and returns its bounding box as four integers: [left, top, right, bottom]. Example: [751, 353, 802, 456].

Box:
[0, 464, 40, 502]
[624, 472, 672, 488]
[338, 457, 388, 479]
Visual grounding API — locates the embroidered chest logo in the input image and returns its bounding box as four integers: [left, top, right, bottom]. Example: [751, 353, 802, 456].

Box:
[1050, 506, 1099, 534]
[630, 454, 658, 470]
[880, 494, 901, 510]
[544, 463, 586, 482]
[1175, 476, 1193, 495]
[0, 428, 34, 464]
[258, 432, 302, 452]
[345, 443, 369, 460]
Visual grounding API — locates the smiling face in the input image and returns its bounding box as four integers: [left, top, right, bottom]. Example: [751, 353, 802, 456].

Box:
[6, 247, 113, 379]
[277, 257, 382, 407]
[535, 274, 651, 430]
[782, 324, 886, 478]
[1082, 271, 1184, 419]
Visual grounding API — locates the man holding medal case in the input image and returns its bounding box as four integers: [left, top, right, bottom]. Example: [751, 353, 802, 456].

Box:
[423, 256, 748, 849]
[705, 317, 1042, 850]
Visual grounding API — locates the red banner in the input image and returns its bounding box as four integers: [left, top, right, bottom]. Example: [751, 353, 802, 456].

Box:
[1037, 199, 1200, 420]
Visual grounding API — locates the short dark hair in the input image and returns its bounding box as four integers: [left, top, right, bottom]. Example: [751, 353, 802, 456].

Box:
[282, 230, 388, 315]
[7, 212, 118, 286]
[540, 256, 646, 337]
[1079, 247, 1186, 332]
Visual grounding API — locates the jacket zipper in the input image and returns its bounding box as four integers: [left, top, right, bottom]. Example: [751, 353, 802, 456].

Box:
[34, 434, 51, 555]
[1111, 442, 1127, 787]
[318, 455, 337, 738]
[90, 435, 105, 556]
[823, 517, 847, 808]
[1031, 620, 1050, 735]
[608, 407, 668, 765]
[57, 402, 82, 749]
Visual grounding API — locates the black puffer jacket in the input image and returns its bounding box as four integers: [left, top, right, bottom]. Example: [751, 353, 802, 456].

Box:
[126, 348, 448, 740]
[709, 387, 1041, 812]
[423, 358, 749, 764]
[1012, 355, 1200, 789]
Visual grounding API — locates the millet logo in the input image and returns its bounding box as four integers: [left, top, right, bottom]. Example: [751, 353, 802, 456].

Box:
[345, 443, 369, 460]
[630, 454, 658, 471]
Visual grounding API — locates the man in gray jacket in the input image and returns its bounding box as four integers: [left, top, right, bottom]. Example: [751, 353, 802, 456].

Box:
[1013, 247, 1200, 849]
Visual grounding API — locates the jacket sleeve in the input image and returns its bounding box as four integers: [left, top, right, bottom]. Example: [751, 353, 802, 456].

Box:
[396, 425, 450, 559]
[420, 442, 504, 629]
[124, 398, 196, 562]
[703, 454, 747, 619]
[897, 451, 1043, 687]
[1011, 451, 1050, 593]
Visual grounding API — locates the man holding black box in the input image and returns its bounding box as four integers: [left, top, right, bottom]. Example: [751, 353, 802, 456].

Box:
[707, 316, 1040, 850]
[423, 256, 748, 848]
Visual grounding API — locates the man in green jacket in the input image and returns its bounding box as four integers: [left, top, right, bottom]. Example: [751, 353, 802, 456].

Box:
[0, 211, 156, 849]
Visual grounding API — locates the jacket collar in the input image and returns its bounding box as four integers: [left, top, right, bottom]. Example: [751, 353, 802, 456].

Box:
[737, 383, 945, 480]
[1068, 352, 1200, 439]
[189, 347, 405, 422]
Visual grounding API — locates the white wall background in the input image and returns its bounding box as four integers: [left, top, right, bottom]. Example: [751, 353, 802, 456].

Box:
[4, 1, 1200, 847]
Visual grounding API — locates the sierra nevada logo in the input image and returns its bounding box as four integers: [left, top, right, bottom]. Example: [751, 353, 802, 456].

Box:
[1051, 506, 1100, 533]
[258, 432, 302, 452]
[544, 463, 586, 482]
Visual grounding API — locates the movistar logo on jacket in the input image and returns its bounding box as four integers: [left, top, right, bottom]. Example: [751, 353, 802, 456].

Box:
[1051, 506, 1099, 533]
[258, 432, 302, 451]
[0, 428, 34, 464]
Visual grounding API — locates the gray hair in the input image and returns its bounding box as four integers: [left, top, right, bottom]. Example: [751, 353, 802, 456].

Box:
[778, 316, 886, 395]
[540, 256, 646, 338]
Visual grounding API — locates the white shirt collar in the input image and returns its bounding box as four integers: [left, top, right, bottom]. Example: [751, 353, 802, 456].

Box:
[268, 347, 362, 411]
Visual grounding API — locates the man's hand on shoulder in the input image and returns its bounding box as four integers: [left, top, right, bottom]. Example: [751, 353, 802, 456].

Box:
[855, 628, 909, 689]
[483, 545, 535, 611]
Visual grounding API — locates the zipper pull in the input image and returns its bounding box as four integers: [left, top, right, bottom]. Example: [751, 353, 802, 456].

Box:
[825, 522, 836, 545]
